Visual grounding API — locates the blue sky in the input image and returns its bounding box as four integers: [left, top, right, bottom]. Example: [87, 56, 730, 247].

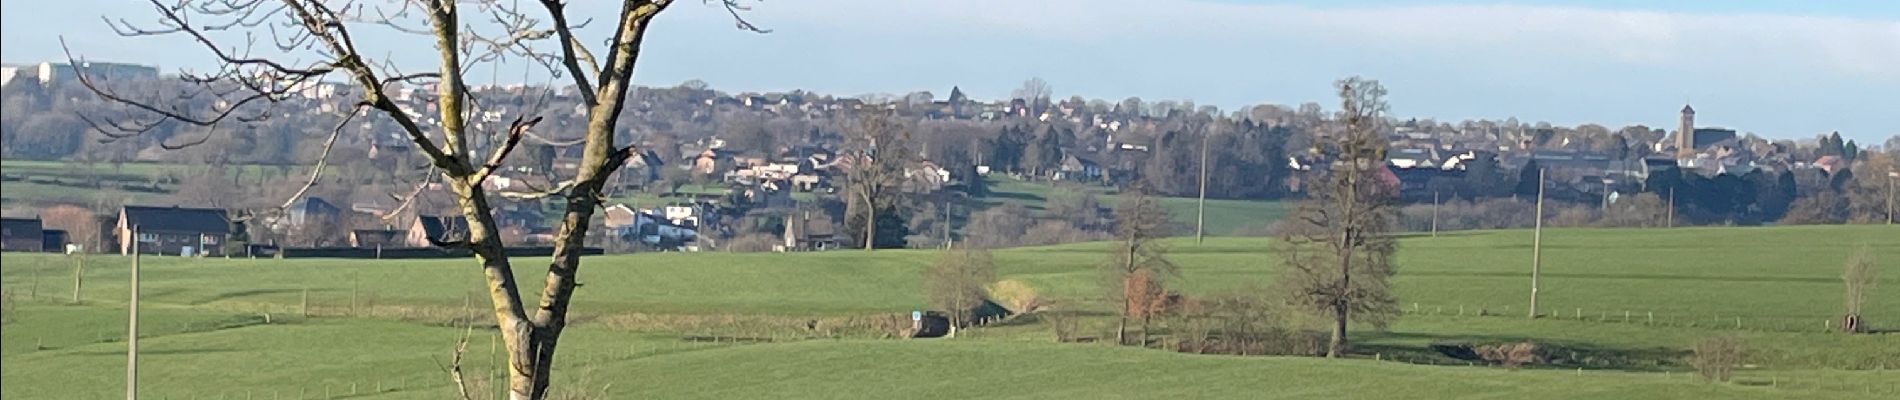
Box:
[4, 1, 1896, 143]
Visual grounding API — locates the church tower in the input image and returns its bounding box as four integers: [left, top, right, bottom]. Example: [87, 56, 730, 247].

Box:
[1677, 104, 1695, 158]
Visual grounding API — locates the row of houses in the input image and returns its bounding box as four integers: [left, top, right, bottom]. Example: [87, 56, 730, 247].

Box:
[0, 204, 473, 256]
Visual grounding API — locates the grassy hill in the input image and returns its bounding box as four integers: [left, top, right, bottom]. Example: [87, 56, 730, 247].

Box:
[2, 225, 1896, 398]
[981, 175, 1290, 235]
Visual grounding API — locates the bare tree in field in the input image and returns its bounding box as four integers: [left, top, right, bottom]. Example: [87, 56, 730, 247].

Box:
[72, 1, 762, 398]
[1842, 245, 1879, 333]
[922, 248, 996, 330]
[1273, 77, 1400, 358]
[1103, 182, 1175, 345]
[842, 112, 912, 250]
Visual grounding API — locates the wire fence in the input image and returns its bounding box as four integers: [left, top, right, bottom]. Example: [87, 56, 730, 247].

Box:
[1399, 302, 1857, 334]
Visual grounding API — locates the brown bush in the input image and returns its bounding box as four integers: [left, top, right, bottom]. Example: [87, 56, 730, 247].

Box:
[39, 204, 100, 252]
[1044, 310, 1085, 343]
[1602, 192, 1667, 227]
[1021, 220, 1107, 246]
[1689, 335, 1746, 383]
[1779, 191, 1849, 225]
[1399, 198, 1536, 232]
[1165, 294, 1322, 356]
[725, 233, 781, 252]
[1475, 342, 1545, 369]
[987, 279, 1045, 314]
[1546, 205, 1599, 227]
[961, 205, 1032, 249]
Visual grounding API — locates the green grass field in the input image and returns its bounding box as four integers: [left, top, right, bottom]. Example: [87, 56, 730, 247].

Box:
[982, 175, 1291, 235]
[2, 225, 1896, 398]
[0, 159, 304, 208]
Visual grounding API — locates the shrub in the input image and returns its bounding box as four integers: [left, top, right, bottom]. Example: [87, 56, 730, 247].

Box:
[1165, 293, 1321, 356]
[961, 205, 1032, 249]
[1546, 205, 1599, 227]
[1022, 220, 1106, 246]
[724, 233, 782, 252]
[922, 249, 996, 328]
[1602, 192, 1667, 227]
[1779, 191, 1849, 225]
[987, 279, 1045, 314]
[1689, 335, 1746, 383]
[1044, 310, 1085, 343]
[1475, 342, 1544, 369]
[1399, 198, 1536, 232]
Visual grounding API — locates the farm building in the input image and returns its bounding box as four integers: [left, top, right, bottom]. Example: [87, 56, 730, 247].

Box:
[1, 217, 45, 252]
[116, 205, 231, 256]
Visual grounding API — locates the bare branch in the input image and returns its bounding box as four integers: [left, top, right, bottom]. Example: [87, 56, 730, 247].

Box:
[277, 104, 366, 212]
[714, 0, 772, 33]
[382, 166, 441, 223]
[538, 0, 597, 106]
[474, 116, 544, 184]
[497, 178, 577, 200]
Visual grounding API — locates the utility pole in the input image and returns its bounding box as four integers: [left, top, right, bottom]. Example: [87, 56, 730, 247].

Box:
[1666, 187, 1676, 228]
[126, 225, 140, 400]
[1195, 125, 1210, 244]
[942, 193, 953, 249]
[1887, 171, 1896, 225]
[1430, 191, 1440, 237]
[71, 252, 84, 304]
[1601, 179, 1611, 211]
[1529, 169, 1544, 319]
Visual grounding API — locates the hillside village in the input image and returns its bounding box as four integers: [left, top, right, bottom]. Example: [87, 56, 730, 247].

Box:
[1, 61, 1894, 257]
[5, 2, 1900, 399]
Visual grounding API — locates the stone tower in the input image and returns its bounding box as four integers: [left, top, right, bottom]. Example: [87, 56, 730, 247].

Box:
[1677, 104, 1695, 158]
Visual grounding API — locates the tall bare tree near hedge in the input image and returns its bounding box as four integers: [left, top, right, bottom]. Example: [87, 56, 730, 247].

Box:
[1273, 77, 1400, 358]
[923, 248, 996, 330]
[843, 112, 913, 250]
[71, 1, 762, 398]
[1104, 182, 1176, 345]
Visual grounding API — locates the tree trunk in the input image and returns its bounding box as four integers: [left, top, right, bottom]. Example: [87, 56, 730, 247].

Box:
[1116, 310, 1128, 346]
[1118, 240, 1137, 346]
[448, 178, 538, 400]
[865, 201, 877, 251]
[517, 183, 602, 398]
[1330, 172, 1358, 358]
[1140, 314, 1151, 347]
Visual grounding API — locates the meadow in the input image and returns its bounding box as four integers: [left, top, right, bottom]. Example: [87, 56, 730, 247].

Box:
[980, 175, 1292, 235]
[1, 225, 1895, 399]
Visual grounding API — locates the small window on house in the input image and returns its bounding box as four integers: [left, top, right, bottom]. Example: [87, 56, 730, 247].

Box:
[137, 233, 158, 242]
[202, 235, 220, 245]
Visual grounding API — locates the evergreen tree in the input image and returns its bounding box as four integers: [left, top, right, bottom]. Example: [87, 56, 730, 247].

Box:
[1515, 160, 1543, 198]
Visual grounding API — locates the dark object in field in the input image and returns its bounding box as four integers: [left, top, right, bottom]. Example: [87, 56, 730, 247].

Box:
[1430, 341, 1480, 361]
[911, 312, 952, 338]
[1431, 341, 1546, 368]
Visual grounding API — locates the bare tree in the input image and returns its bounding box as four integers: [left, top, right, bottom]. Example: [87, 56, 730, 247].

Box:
[1689, 335, 1745, 383]
[842, 112, 912, 250]
[1103, 182, 1175, 345]
[1011, 77, 1052, 104]
[40, 205, 101, 252]
[922, 248, 996, 330]
[73, 1, 763, 398]
[1842, 245, 1879, 333]
[1273, 77, 1401, 358]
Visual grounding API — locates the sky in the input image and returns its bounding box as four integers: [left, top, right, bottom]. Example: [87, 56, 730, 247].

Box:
[4, 0, 1897, 143]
